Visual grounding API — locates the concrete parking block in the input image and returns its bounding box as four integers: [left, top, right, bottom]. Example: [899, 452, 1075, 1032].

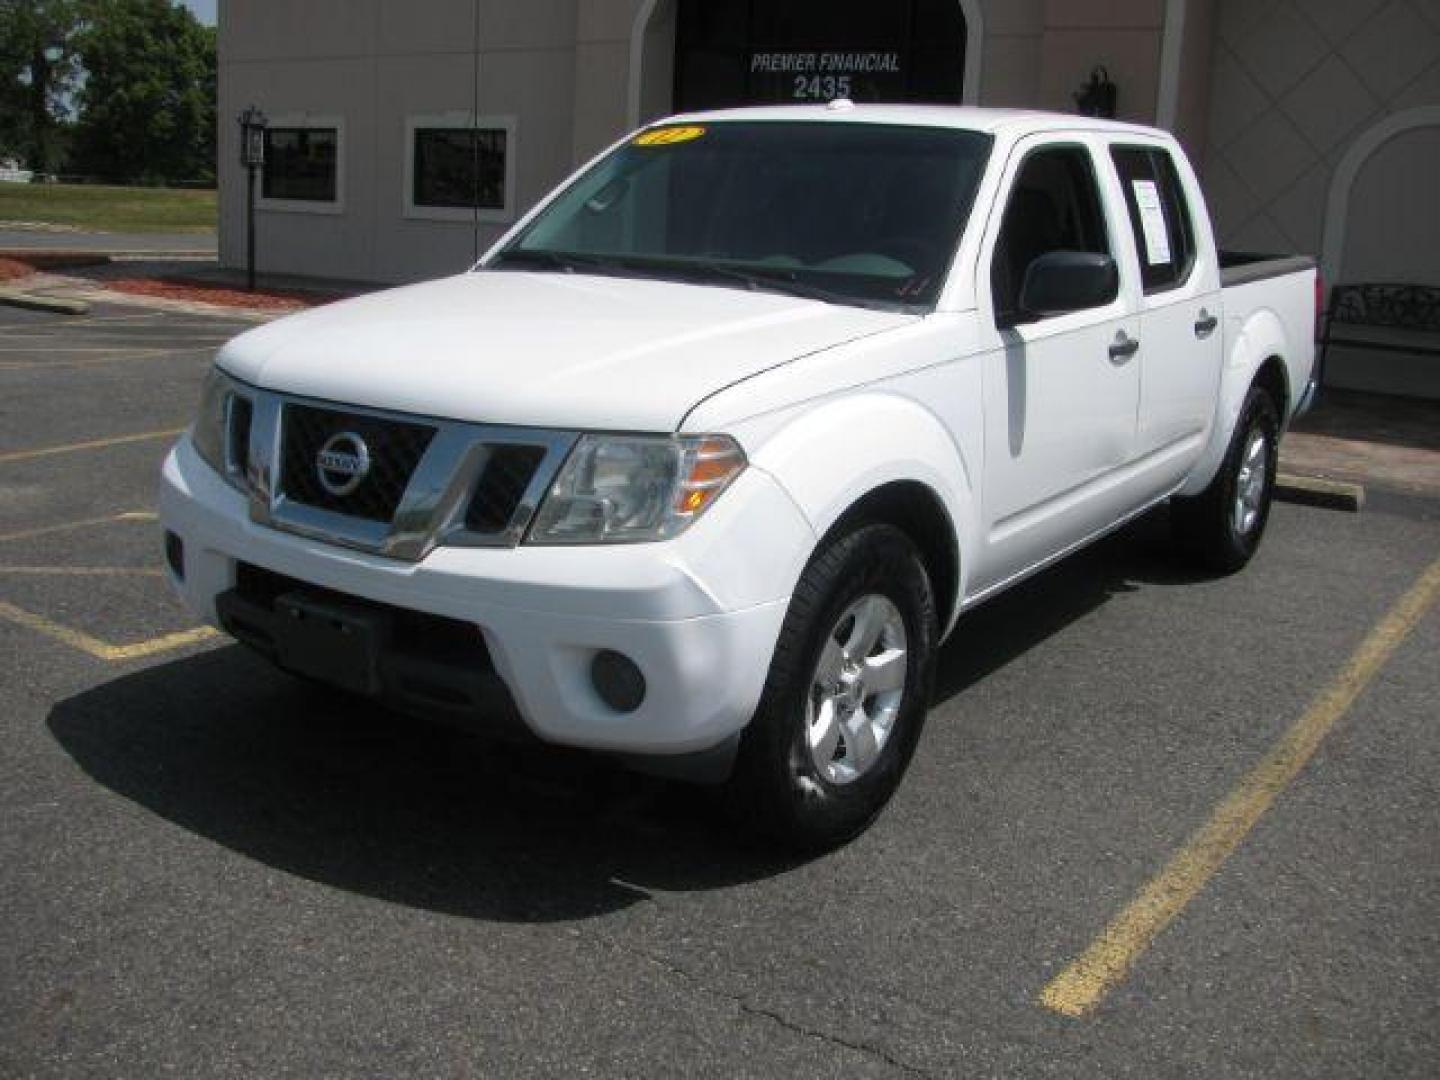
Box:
[0, 288, 90, 315]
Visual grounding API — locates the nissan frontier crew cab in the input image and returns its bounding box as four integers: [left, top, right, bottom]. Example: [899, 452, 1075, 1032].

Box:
[161, 104, 1319, 849]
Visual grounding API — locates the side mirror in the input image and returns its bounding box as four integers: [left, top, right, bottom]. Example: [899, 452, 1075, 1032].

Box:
[1017, 251, 1118, 321]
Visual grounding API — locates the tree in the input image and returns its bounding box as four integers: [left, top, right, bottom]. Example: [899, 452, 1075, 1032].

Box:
[0, 0, 82, 171]
[69, 0, 215, 183]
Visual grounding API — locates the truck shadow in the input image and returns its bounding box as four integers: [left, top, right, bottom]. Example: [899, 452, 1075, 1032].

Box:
[47, 645, 790, 922]
[932, 506, 1201, 702]
[48, 508, 1200, 923]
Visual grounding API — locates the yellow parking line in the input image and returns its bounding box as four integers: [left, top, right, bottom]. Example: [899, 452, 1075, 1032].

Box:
[0, 565, 165, 577]
[0, 598, 218, 661]
[0, 428, 184, 465]
[1040, 553, 1440, 1019]
[0, 511, 155, 545]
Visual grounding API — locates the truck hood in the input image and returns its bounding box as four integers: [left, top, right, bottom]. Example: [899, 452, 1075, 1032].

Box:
[216, 271, 915, 431]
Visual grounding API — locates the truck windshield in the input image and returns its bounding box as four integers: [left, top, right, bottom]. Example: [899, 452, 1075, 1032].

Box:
[490, 121, 992, 312]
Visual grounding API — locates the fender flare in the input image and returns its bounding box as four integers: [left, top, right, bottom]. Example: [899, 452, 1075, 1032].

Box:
[1178, 308, 1290, 498]
[748, 391, 978, 635]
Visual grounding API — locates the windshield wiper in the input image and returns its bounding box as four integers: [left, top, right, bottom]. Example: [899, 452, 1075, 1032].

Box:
[489, 249, 628, 275]
[686, 264, 910, 311]
[491, 251, 912, 312]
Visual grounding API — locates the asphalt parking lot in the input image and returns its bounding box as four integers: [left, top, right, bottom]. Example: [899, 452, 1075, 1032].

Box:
[2, 301, 1437, 1077]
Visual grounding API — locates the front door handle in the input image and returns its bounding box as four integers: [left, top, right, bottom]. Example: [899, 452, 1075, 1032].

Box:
[1108, 332, 1140, 362]
[1194, 310, 1219, 337]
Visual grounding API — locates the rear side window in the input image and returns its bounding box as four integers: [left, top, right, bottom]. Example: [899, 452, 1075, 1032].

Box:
[1110, 146, 1196, 293]
[990, 145, 1113, 326]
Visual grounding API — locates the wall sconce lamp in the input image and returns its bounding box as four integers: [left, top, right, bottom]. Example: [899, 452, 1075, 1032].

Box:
[1074, 65, 1118, 119]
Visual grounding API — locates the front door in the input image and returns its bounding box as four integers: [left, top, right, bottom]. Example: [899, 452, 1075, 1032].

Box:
[972, 137, 1141, 594]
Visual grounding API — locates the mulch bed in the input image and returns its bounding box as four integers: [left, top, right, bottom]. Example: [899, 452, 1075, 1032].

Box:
[104, 277, 345, 311]
[1, 254, 348, 310]
[0, 256, 37, 282]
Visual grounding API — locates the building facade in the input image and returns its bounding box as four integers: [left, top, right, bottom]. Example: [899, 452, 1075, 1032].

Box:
[217, 0, 1440, 390]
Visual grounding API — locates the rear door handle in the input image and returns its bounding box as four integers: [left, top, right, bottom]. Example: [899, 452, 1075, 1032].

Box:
[1194, 310, 1219, 337]
[1108, 332, 1140, 362]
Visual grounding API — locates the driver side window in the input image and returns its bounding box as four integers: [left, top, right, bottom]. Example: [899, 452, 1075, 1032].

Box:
[990, 146, 1111, 327]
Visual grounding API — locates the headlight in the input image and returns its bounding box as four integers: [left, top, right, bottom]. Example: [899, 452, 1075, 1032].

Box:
[527, 434, 746, 544]
[191, 368, 250, 488]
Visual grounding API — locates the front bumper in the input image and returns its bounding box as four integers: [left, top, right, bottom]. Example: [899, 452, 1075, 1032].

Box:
[160, 437, 810, 756]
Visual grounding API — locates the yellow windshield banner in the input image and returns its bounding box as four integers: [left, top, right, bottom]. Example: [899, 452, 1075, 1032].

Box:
[633, 125, 706, 147]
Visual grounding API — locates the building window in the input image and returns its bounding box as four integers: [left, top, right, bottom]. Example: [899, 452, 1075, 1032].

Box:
[257, 116, 344, 214]
[415, 128, 505, 209]
[263, 128, 337, 201]
[404, 114, 516, 223]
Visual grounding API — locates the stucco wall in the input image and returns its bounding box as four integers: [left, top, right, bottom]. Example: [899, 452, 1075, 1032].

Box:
[1200, 0, 1440, 271]
[223, 0, 1439, 294]
[219, 0, 581, 283]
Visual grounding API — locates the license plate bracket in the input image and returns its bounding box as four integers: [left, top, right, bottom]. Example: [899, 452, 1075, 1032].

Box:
[272, 592, 387, 695]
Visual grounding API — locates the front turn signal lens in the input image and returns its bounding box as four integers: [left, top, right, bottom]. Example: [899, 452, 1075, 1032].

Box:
[674, 436, 746, 521]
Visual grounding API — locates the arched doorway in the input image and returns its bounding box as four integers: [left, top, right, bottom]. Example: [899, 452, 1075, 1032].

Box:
[629, 0, 983, 126]
[1322, 106, 1440, 286]
[1340, 127, 1440, 288]
[1320, 107, 1440, 398]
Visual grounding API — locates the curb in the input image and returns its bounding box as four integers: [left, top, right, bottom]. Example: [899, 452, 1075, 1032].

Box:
[78, 287, 286, 321]
[1275, 472, 1365, 512]
[0, 250, 215, 261]
[0, 289, 90, 315]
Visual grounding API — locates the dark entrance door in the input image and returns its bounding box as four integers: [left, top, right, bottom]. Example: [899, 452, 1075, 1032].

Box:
[673, 0, 966, 111]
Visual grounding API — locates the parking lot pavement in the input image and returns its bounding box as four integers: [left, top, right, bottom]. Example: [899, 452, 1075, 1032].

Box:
[2, 302, 1438, 1077]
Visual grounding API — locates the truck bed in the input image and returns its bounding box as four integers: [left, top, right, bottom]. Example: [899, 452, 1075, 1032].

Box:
[1219, 250, 1316, 288]
[1218, 251, 1319, 418]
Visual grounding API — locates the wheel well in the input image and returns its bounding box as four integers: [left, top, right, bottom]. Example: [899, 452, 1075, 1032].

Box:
[1253, 355, 1290, 418]
[824, 481, 960, 631]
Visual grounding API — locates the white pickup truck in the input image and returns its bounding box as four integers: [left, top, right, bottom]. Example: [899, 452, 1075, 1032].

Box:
[161, 104, 1318, 848]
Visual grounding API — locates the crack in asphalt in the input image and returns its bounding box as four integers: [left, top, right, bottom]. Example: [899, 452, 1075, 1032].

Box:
[632, 947, 936, 1079]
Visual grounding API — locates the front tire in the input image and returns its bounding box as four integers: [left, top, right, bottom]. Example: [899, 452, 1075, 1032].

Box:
[1172, 386, 1280, 573]
[724, 523, 937, 851]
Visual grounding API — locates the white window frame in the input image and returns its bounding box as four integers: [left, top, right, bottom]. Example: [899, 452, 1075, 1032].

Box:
[403, 112, 517, 224]
[256, 113, 345, 215]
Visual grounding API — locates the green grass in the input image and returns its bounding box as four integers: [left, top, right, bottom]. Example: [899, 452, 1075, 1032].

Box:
[0, 183, 216, 234]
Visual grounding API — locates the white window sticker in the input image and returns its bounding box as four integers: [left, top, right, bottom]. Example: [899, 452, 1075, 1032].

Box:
[1131, 179, 1172, 266]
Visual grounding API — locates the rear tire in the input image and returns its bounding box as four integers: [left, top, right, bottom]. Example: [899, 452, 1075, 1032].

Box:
[724, 523, 937, 851]
[1172, 386, 1280, 573]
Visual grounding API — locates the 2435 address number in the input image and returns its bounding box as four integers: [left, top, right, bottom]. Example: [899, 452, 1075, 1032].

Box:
[792, 74, 852, 100]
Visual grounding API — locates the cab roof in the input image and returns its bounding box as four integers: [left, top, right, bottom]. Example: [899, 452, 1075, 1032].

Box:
[657, 103, 1168, 141]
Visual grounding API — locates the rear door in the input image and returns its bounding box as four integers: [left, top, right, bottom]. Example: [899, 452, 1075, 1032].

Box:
[1107, 142, 1222, 492]
[972, 134, 1142, 593]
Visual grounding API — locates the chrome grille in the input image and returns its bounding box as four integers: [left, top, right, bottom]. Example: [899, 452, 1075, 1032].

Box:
[280, 403, 436, 523]
[231, 383, 576, 561]
[226, 395, 253, 477]
[464, 444, 549, 534]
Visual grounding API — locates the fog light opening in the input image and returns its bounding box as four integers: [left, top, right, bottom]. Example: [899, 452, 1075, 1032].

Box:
[164, 530, 185, 581]
[591, 649, 646, 713]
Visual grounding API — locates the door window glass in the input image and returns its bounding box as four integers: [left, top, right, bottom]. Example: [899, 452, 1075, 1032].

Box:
[1110, 146, 1196, 292]
[990, 146, 1113, 325]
